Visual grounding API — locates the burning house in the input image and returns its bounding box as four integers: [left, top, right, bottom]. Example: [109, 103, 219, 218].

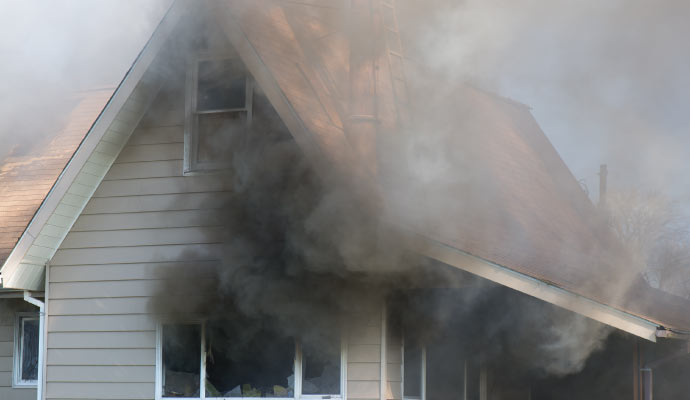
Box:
[0, 1, 689, 400]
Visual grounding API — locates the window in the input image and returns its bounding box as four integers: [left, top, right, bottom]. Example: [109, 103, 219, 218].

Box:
[157, 320, 345, 400]
[14, 313, 39, 387]
[185, 55, 253, 174]
[403, 337, 426, 400]
[300, 328, 343, 397]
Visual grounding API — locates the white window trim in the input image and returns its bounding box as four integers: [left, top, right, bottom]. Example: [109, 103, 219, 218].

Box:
[13, 312, 39, 388]
[401, 336, 426, 400]
[184, 52, 253, 175]
[156, 320, 347, 400]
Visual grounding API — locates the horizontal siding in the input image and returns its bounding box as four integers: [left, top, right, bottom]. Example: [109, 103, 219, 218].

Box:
[348, 304, 382, 400]
[50, 261, 218, 284]
[50, 243, 223, 266]
[92, 176, 231, 197]
[47, 349, 155, 366]
[49, 298, 153, 316]
[50, 281, 164, 300]
[126, 126, 183, 145]
[46, 382, 153, 399]
[50, 261, 218, 283]
[45, 68, 227, 400]
[61, 227, 224, 249]
[0, 388, 36, 400]
[48, 332, 155, 349]
[72, 210, 222, 231]
[103, 160, 183, 180]
[48, 315, 156, 333]
[82, 192, 232, 214]
[47, 366, 155, 383]
[115, 143, 183, 163]
[0, 300, 38, 399]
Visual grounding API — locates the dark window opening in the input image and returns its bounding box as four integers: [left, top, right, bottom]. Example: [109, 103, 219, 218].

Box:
[162, 324, 201, 397]
[19, 317, 39, 383]
[186, 56, 252, 173]
[404, 338, 423, 399]
[426, 342, 467, 400]
[205, 320, 295, 398]
[302, 329, 341, 395]
[197, 59, 246, 111]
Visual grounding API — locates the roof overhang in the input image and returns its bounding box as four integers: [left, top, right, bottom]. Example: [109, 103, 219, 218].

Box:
[408, 233, 661, 342]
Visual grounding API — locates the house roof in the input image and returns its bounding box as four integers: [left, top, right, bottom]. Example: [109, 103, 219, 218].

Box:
[394, 84, 690, 335]
[1, 0, 688, 339]
[0, 89, 114, 268]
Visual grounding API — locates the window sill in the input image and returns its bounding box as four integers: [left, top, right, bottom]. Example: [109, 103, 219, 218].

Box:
[12, 383, 38, 389]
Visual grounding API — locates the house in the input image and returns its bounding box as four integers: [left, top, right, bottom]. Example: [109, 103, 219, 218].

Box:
[1, 1, 689, 400]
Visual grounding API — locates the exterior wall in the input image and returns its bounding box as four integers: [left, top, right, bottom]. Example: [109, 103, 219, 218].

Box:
[347, 300, 383, 400]
[45, 62, 230, 399]
[385, 326, 402, 400]
[0, 298, 38, 400]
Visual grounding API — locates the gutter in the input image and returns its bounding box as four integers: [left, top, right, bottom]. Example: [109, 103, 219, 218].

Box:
[23, 290, 45, 400]
[655, 327, 690, 341]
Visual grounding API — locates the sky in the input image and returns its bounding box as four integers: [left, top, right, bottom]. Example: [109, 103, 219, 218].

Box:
[1, 0, 688, 209]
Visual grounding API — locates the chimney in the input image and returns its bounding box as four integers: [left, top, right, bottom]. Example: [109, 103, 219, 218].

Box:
[599, 164, 608, 208]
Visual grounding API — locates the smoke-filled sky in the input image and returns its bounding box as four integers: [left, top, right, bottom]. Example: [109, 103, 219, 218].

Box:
[2, 0, 688, 208]
[398, 0, 690, 207]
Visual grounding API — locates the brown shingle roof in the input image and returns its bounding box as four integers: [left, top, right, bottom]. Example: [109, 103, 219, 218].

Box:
[221, 1, 690, 333]
[0, 88, 114, 265]
[395, 85, 690, 332]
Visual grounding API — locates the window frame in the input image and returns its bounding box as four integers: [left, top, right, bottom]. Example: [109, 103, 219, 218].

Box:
[184, 52, 254, 175]
[13, 312, 40, 388]
[156, 320, 347, 400]
[401, 336, 426, 400]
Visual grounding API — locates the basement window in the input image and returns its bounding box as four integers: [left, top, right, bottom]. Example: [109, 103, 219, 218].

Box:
[13, 313, 39, 387]
[184, 55, 253, 174]
[157, 320, 345, 400]
[403, 338, 426, 400]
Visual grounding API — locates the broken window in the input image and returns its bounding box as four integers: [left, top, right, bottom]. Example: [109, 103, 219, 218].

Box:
[205, 319, 295, 398]
[185, 55, 253, 173]
[403, 337, 425, 400]
[159, 318, 345, 400]
[14, 314, 39, 386]
[162, 323, 202, 397]
[301, 328, 341, 396]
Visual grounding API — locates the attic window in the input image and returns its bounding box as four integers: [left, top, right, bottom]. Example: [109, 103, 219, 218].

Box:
[184, 56, 253, 174]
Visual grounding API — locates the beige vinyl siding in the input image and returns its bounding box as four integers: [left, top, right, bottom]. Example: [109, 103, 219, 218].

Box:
[0, 299, 38, 400]
[13, 78, 160, 291]
[347, 303, 383, 400]
[385, 327, 402, 400]
[45, 64, 230, 399]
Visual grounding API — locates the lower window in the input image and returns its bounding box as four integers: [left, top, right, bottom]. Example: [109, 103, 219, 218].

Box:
[403, 337, 426, 400]
[14, 313, 39, 387]
[158, 318, 344, 399]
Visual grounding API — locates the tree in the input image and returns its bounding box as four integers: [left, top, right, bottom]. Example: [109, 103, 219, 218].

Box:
[605, 190, 690, 298]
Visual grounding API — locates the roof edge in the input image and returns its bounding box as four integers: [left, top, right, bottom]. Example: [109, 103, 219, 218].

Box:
[0, 0, 188, 290]
[408, 233, 660, 342]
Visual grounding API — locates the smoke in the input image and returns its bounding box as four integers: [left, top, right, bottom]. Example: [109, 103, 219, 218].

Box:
[397, 0, 690, 205]
[0, 0, 170, 161]
[5, 0, 685, 393]
[142, 1, 648, 385]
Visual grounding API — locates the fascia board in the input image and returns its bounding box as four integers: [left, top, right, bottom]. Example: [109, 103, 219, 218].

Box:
[410, 234, 660, 342]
